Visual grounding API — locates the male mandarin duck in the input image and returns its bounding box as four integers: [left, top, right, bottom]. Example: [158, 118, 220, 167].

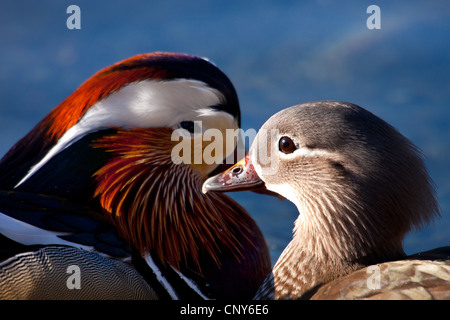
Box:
[204, 101, 450, 300]
[0, 52, 271, 299]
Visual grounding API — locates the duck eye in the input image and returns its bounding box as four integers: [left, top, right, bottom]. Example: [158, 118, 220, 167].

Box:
[279, 136, 297, 154]
[179, 121, 196, 133]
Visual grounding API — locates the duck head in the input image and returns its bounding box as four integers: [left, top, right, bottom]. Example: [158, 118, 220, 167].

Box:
[204, 100, 439, 298]
[0, 53, 270, 298]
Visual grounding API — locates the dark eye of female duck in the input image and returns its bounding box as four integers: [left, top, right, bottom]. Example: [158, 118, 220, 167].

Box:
[179, 121, 196, 133]
[279, 136, 297, 154]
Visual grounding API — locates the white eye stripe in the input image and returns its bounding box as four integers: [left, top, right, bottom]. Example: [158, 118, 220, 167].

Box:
[79, 79, 225, 129]
[278, 146, 331, 159]
[15, 79, 232, 188]
[275, 135, 330, 159]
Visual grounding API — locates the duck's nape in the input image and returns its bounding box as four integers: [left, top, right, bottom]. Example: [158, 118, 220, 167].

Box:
[203, 100, 448, 300]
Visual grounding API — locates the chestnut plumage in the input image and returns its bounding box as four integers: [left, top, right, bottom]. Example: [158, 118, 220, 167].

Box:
[0, 52, 270, 299]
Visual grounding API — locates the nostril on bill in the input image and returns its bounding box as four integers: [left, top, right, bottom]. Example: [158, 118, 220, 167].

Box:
[231, 166, 243, 175]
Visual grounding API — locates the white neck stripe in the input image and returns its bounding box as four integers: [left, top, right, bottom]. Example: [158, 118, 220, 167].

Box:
[143, 253, 179, 299]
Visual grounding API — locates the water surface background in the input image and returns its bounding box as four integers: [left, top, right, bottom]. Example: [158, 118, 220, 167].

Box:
[1, 1, 449, 265]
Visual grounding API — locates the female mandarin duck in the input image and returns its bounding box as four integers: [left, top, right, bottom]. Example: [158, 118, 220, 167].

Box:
[204, 101, 450, 300]
[0, 52, 271, 299]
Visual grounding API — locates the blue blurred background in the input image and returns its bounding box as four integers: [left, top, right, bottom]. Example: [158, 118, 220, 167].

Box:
[1, 1, 449, 265]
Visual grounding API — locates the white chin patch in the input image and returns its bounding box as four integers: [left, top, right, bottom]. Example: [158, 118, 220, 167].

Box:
[16, 79, 233, 188]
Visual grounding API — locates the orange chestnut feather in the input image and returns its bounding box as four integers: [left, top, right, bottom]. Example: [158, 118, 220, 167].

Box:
[0, 53, 176, 186]
[92, 128, 255, 270]
[45, 53, 170, 142]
